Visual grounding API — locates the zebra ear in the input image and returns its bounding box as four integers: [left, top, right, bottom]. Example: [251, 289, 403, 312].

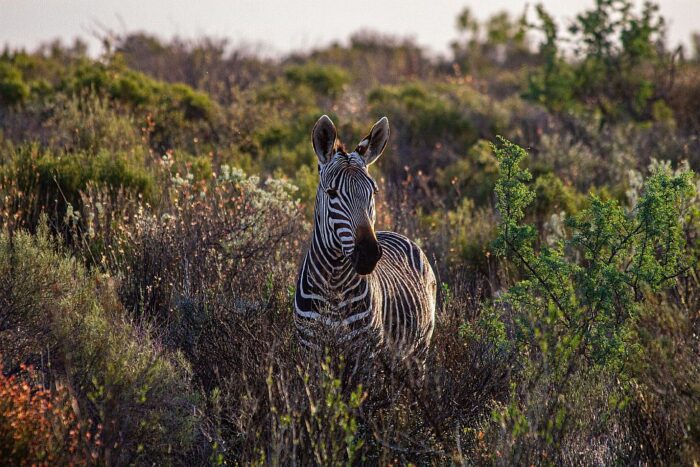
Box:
[356, 117, 389, 166]
[312, 115, 337, 166]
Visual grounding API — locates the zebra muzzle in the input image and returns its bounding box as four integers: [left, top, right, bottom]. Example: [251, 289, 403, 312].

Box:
[351, 225, 383, 275]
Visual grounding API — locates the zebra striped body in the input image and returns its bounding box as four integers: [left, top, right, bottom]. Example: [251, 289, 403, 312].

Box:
[294, 115, 436, 357]
[295, 230, 436, 354]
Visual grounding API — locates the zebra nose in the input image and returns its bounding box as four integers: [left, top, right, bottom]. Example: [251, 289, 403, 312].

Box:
[351, 225, 382, 275]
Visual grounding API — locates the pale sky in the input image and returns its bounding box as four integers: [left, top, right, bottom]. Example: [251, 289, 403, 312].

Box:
[1, 0, 697, 57]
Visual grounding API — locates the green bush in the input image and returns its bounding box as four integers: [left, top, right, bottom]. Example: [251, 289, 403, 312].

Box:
[435, 139, 500, 206]
[366, 81, 514, 188]
[1, 144, 154, 229]
[284, 62, 350, 97]
[489, 136, 696, 462]
[368, 82, 476, 148]
[424, 198, 497, 274]
[532, 172, 584, 219]
[59, 61, 216, 120]
[0, 52, 229, 155]
[525, 0, 673, 122]
[0, 62, 30, 106]
[40, 93, 143, 153]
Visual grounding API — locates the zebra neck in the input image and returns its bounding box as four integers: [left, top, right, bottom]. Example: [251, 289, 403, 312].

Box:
[310, 218, 344, 261]
[307, 225, 367, 293]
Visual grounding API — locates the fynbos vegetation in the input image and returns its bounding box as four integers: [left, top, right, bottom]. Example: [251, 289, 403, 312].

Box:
[1, 0, 699, 464]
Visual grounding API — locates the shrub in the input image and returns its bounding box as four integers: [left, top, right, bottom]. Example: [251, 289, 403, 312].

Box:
[284, 63, 350, 98]
[192, 274, 512, 464]
[0, 223, 203, 464]
[60, 61, 216, 121]
[422, 198, 498, 277]
[489, 136, 696, 462]
[0, 363, 98, 465]
[0, 59, 225, 154]
[522, 5, 576, 113]
[39, 93, 143, 154]
[622, 303, 700, 461]
[368, 83, 476, 148]
[0, 143, 154, 231]
[0, 62, 30, 106]
[367, 81, 510, 185]
[525, 0, 675, 123]
[434, 139, 500, 206]
[532, 172, 584, 220]
[79, 164, 307, 354]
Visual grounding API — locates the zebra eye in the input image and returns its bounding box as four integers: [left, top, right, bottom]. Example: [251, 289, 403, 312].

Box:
[326, 188, 338, 199]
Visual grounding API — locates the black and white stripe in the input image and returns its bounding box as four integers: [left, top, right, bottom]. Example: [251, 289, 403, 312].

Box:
[294, 116, 436, 357]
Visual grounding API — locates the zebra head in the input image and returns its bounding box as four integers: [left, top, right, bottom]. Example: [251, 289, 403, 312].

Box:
[311, 115, 390, 275]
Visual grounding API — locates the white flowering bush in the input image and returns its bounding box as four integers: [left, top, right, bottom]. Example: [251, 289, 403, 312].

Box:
[79, 161, 307, 353]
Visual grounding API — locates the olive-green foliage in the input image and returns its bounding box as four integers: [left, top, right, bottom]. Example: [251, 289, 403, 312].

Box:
[65, 63, 222, 152]
[0, 222, 200, 465]
[523, 5, 576, 113]
[526, 0, 673, 123]
[367, 82, 497, 180]
[532, 172, 584, 219]
[0, 61, 30, 106]
[368, 82, 477, 151]
[40, 93, 143, 153]
[423, 198, 497, 275]
[295, 358, 365, 465]
[58, 60, 216, 120]
[2, 52, 223, 155]
[452, 8, 533, 78]
[293, 163, 320, 218]
[284, 62, 350, 97]
[0, 143, 154, 229]
[435, 139, 500, 206]
[448, 200, 496, 262]
[244, 79, 324, 176]
[304, 32, 434, 88]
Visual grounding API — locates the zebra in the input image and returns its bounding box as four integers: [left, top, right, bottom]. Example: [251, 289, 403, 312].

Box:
[294, 115, 437, 358]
